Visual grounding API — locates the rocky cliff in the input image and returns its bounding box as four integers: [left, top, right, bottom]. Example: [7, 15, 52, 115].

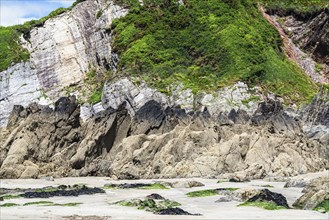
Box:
[267, 8, 329, 82]
[0, 0, 127, 127]
[1, 0, 328, 129]
[0, 0, 328, 180]
[0, 92, 328, 179]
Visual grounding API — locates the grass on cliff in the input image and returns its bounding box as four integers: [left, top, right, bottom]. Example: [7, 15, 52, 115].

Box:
[238, 201, 287, 210]
[0, 0, 86, 72]
[110, 0, 318, 103]
[259, 0, 328, 13]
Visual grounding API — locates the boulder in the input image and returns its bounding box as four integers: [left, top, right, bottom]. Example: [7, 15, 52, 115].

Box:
[247, 189, 289, 208]
[293, 176, 329, 210]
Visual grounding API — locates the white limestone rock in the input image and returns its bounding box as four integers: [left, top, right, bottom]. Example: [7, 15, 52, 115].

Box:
[0, 0, 127, 127]
[102, 78, 168, 116]
[0, 62, 51, 127]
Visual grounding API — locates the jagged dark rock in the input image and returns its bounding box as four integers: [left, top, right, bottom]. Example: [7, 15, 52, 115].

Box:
[156, 207, 198, 216]
[267, 8, 329, 67]
[247, 189, 289, 209]
[104, 183, 151, 189]
[21, 186, 105, 198]
[252, 100, 301, 136]
[301, 89, 329, 127]
[0, 97, 328, 179]
[146, 194, 165, 200]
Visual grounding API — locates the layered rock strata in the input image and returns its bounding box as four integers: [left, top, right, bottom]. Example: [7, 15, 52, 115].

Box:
[0, 0, 127, 127]
[0, 96, 327, 179]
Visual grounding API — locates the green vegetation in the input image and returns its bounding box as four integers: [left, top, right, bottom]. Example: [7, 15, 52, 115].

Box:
[88, 89, 103, 104]
[220, 188, 239, 191]
[238, 201, 287, 210]
[0, 0, 86, 72]
[0, 194, 21, 200]
[102, 185, 116, 190]
[259, 0, 328, 13]
[23, 201, 54, 206]
[0, 203, 19, 207]
[241, 95, 261, 107]
[115, 198, 181, 213]
[186, 189, 218, 197]
[140, 183, 169, 190]
[96, 10, 103, 19]
[0, 0, 325, 104]
[0, 27, 29, 72]
[34, 187, 58, 193]
[315, 63, 323, 73]
[2, 201, 82, 207]
[186, 188, 239, 197]
[110, 0, 318, 103]
[116, 200, 137, 206]
[313, 200, 329, 213]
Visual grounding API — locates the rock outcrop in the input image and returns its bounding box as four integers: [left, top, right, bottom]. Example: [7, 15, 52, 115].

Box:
[267, 8, 329, 81]
[0, 96, 327, 179]
[293, 176, 329, 210]
[0, 0, 127, 127]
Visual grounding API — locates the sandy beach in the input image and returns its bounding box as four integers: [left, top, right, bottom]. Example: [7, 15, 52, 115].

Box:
[0, 172, 328, 220]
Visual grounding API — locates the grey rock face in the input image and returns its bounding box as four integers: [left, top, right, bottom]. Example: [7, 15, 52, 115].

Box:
[300, 89, 329, 160]
[270, 9, 329, 82]
[0, 97, 327, 179]
[293, 176, 329, 210]
[0, 62, 51, 127]
[102, 78, 168, 117]
[0, 0, 127, 128]
[24, 0, 127, 94]
[100, 78, 263, 123]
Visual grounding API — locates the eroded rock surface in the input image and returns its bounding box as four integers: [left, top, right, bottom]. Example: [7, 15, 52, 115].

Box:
[0, 0, 127, 127]
[293, 176, 329, 210]
[267, 8, 329, 81]
[0, 95, 328, 179]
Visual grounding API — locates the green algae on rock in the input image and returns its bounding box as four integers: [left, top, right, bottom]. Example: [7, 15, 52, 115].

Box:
[238, 201, 287, 210]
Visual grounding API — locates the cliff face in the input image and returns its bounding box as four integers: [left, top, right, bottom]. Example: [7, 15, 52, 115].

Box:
[267, 8, 329, 81]
[0, 0, 127, 127]
[0, 95, 328, 179]
[0, 1, 328, 180]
